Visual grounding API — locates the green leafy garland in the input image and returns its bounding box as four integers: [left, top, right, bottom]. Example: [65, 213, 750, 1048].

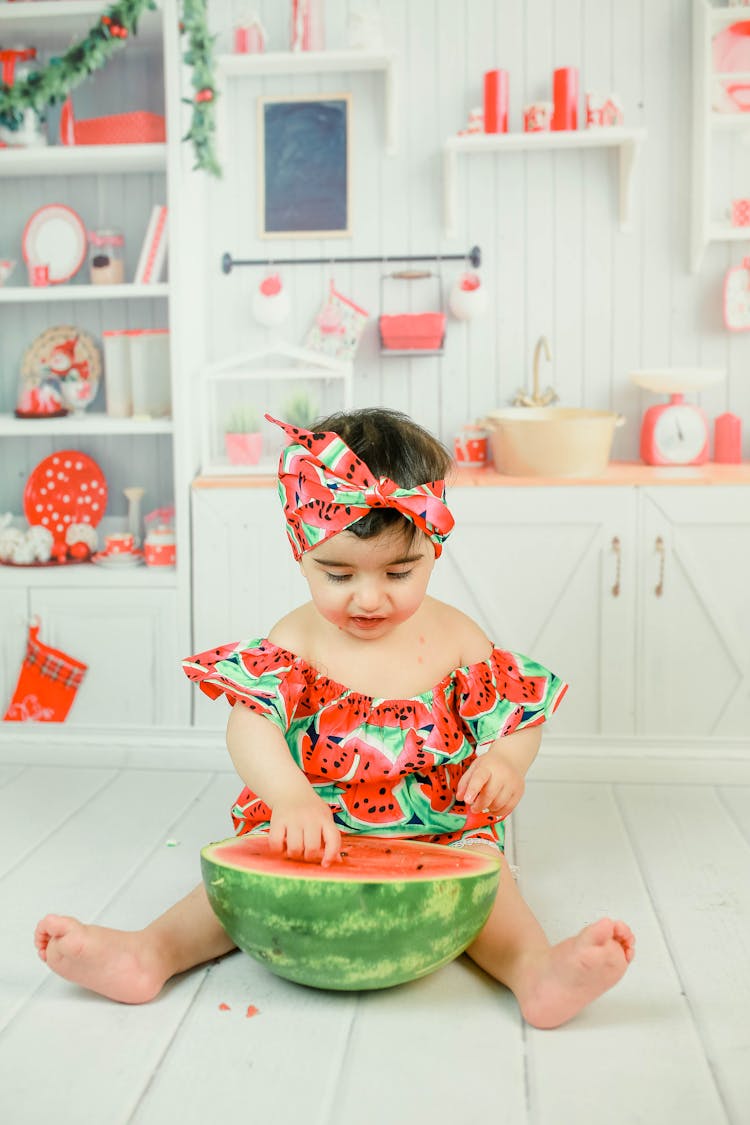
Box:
[0, 0, 219, 176]
[180, 0, 219, 176]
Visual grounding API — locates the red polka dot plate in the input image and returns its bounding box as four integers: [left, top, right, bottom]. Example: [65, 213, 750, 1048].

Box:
[23, 450, 107, 548]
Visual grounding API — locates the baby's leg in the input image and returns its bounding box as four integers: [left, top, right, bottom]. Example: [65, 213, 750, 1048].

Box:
[465, 851, 635, 1029]
[34, 883, 235, 1004]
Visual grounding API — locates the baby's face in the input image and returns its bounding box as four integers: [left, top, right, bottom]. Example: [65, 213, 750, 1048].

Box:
[299, 527, 435, 640]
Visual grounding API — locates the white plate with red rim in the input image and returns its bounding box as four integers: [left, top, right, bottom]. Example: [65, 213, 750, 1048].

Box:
[22, 204, 87, 284]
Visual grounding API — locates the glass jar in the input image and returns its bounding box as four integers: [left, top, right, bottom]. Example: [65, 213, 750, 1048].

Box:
[88, 229, 125, 285]
[0, 48, 48, 147]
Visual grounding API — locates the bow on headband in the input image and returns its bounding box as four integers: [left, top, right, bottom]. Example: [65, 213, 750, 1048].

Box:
[267, 415, 454, 560]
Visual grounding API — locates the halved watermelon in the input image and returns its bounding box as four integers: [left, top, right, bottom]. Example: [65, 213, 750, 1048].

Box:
[201, 834, 501, 991]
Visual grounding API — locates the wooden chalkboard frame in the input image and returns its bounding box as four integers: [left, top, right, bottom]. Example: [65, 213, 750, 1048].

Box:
[258, 94, 351, 239]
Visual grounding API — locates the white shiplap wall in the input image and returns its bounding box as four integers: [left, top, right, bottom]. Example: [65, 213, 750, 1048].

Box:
[203, 0, 750, 460]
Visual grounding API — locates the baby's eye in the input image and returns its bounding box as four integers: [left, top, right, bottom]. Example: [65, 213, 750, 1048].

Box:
[387, 570, 412, 581]
[325, 572, 351, 583]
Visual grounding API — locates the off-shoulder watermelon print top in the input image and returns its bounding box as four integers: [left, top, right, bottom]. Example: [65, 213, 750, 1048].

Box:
[183, 640, 568, 850]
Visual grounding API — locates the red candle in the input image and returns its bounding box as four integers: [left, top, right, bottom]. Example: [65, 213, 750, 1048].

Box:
[714, 412, 742, 463]
[484, 69, 509, 133]
[552, 66, 578, 130]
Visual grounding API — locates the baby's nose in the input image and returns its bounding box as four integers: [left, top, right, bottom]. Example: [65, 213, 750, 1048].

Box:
[354, 580, 383, 611]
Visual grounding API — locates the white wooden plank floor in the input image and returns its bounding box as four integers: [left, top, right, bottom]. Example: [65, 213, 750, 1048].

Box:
[1, 756, 749, 1125]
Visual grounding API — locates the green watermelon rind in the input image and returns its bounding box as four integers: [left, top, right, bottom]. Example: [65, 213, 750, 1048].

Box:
[201, 837, 501, 991]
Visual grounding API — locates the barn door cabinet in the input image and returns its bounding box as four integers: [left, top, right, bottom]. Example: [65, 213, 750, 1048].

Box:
[442, 484, 750, 737]
[190, 480, 750, 738]
[638, 487, 750, 737]
[430, 486, 638, 737]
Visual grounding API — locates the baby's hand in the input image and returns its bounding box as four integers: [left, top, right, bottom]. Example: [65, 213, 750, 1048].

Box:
[455, 749, 525, 820]
[268, 794, 341, 867]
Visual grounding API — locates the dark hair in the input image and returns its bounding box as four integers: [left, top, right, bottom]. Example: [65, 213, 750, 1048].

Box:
[313, 407, 452, 543]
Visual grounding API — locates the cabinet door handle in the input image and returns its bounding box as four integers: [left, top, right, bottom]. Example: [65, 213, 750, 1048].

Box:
[654, 536, 665, 597]
[610, 535, 621, 597]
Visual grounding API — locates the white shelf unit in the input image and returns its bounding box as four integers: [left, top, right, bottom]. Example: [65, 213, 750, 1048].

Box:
[691, 0, 750, 271]
[0, 0, 193, 727]
[443, 127, 646, 237]
[216, 48, 398, 155]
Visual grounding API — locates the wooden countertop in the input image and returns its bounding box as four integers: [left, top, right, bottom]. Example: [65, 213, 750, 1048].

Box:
[193, 461, 750, 489]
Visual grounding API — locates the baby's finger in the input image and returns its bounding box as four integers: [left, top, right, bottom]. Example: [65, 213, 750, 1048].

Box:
[302, 825, 325, 863]
[455, 765, 477, 803]
[284, 824, 305, 859]
[461, 767, 491, 807]
[268, 820, 286, 856]
[321, 822, 342, 867]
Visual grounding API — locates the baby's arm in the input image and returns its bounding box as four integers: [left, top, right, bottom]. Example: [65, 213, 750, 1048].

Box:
[226, 703, 341, 865]
[455, 725, 542, 819]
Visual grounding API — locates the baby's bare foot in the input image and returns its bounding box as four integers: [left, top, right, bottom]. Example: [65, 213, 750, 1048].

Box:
[519, 917, 635, 1029]
[34, 914, 167, 1004]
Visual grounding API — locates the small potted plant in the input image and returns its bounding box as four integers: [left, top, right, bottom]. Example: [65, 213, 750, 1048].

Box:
[281, 391, 318, 429]
[224, 404, 263, 466]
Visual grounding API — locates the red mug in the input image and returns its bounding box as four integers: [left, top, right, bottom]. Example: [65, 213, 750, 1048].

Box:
[454, 427, 489, 466]
[105, 533, 135, 555]
[30, 263, 50, 287]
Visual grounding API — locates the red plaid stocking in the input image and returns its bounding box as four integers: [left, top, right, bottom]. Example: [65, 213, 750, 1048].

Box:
[3, 620, 87, 722]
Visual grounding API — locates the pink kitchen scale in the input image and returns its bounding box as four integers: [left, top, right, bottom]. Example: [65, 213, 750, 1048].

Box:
[631, 369, 725, 466]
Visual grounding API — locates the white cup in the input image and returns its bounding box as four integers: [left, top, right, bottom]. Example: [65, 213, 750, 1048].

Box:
[129, 329, 171, 418]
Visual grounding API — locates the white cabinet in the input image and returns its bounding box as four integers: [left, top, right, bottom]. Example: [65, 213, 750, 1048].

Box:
[0, 590, 29, 716]
[28, 587, 182, 726]
[639, 487, 750, 736]
[191, 480, 750, 739]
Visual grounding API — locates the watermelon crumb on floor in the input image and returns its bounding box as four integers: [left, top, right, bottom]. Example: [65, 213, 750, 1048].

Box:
[246, 1005, 260, 1018]
[218, 1003, 231, 1011]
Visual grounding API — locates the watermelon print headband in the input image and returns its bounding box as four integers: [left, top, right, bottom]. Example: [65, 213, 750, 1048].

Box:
[267, 414, 455, 560]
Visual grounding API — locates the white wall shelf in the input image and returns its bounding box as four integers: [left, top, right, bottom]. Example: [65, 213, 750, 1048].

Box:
[0, 283, 169, 303]
[0, 144, 167, 177]
[709, 223, 750, 243]
[0, 414, 173, 437]
[711, 112, 750, 132]
[217, 48, 398, 154]
[443, 127, 646, 237]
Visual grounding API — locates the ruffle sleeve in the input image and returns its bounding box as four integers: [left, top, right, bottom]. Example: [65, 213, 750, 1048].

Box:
[182, 638, 305, 735]
[456, 647, 568, 750]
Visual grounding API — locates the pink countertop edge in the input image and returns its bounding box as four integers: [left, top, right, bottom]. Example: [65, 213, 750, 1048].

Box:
[193, 461, 750, 489]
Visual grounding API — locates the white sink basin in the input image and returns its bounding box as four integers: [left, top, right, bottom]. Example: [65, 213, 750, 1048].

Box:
[483, 407, 625, 478]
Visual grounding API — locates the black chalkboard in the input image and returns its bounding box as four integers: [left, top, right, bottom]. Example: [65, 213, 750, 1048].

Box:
[259, 95, 351, 238]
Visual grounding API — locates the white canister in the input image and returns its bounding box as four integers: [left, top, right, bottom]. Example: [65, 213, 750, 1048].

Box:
[102, 330, 132, 418]
[129, 329, 171, 418]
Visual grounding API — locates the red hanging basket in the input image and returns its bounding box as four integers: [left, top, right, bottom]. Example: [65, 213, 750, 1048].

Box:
[378, 270, 446, 353]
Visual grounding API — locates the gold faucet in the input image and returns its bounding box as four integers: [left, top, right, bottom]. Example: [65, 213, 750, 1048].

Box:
[513, 336, 559, 407]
